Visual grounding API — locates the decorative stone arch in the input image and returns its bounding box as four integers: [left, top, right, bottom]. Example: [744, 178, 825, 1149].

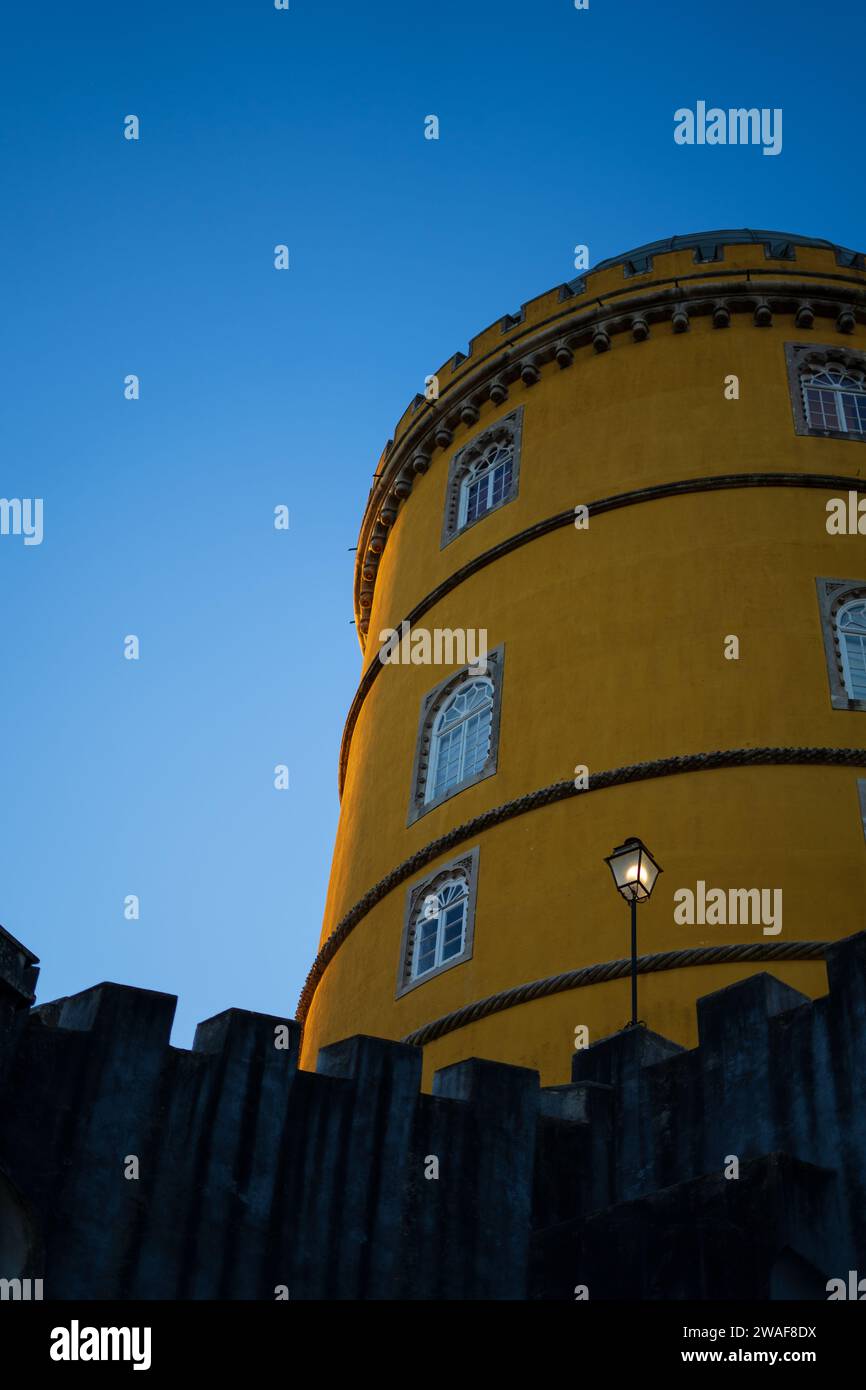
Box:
[816, 578, 866, 711]
[407, 646, 504, 825]
[785, 342, 866, 441]
[440, 408, 524, 548]
[396, 846, 480, 997]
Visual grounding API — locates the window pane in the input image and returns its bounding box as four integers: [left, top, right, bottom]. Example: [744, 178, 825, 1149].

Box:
[460, 446, 513, 527]
[441, 902, 466, 958]
[843, 633, 866, 698]
[841, 391, 866, 434]
[409, 875, 469, 979]
[428, 679, 494, 800]
[439, 883, 464, 906]
[840, 602, 866, 633]
[805, 388, 840, 429]
[415, 940, 436, 974]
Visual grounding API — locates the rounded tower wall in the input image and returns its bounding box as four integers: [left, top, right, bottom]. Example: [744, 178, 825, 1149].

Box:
[302, 233, 866, 1084]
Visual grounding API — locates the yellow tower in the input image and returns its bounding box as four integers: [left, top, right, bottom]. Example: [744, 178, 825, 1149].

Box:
[299, 230, 866, 1086]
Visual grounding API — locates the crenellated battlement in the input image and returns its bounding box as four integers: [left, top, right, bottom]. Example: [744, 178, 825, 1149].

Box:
[1, 925, 865, 1299]
[353, 229, 866, 651]
[386, 230, 866, 454]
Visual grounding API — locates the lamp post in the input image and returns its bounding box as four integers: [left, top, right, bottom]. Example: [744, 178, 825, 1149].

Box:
[604, 836, 662, 1028]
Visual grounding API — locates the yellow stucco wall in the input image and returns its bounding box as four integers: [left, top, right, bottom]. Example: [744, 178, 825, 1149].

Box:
[300, 237, 866, 1086]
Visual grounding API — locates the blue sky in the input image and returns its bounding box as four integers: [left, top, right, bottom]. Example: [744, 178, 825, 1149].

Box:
[1, 0, 863, 1046]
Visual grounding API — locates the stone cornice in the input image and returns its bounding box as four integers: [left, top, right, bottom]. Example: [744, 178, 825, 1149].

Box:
[353, 253, 866, 648]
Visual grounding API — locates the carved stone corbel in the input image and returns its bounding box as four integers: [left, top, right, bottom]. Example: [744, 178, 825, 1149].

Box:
[753, 299, 772, 327]
[592, 324, 611, 353]
[378, 497, 398, 527]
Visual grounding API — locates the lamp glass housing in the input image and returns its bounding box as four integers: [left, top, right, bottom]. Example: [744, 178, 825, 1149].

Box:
[605, 837, 662, 903]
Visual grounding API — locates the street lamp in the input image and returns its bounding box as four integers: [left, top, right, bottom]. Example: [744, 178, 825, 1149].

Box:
[604, 836, 662, 1028]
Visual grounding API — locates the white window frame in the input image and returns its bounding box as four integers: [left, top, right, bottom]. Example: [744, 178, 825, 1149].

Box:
[816, 578, 866, 712]
[441, 409, 523, 548]
[397, 847, 480, 998]
[838, 599, 866, 700]
[802, 367, 866, 436]
[411, 877, 469, 980]
[408, 647, 505, 826]
[457, 443, 515, 529]
[425, 677, 494, 804]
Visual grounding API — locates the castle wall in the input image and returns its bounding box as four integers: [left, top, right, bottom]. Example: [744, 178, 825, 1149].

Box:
[2, 927, 865, 1300]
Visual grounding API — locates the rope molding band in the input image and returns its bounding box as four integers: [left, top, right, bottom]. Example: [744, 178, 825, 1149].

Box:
[400, 941, 830, 1047]
[340, 471, 866, 795]
[297, 746, 866, 1024]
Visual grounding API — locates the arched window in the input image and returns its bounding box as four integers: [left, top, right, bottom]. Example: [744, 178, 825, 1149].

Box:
[801, 366, 866, 435]
[816, 578, 866, 711]
[408, 647, 505, 824]
[426, 677, 493, 803]
[459, 443, 515, 528]
[398, 847, 480, 995]
[786, 346, 866, 443]
[837, 599, 866, 699]
[411, 876, 469, 980]
[441, 409, 523, 546]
